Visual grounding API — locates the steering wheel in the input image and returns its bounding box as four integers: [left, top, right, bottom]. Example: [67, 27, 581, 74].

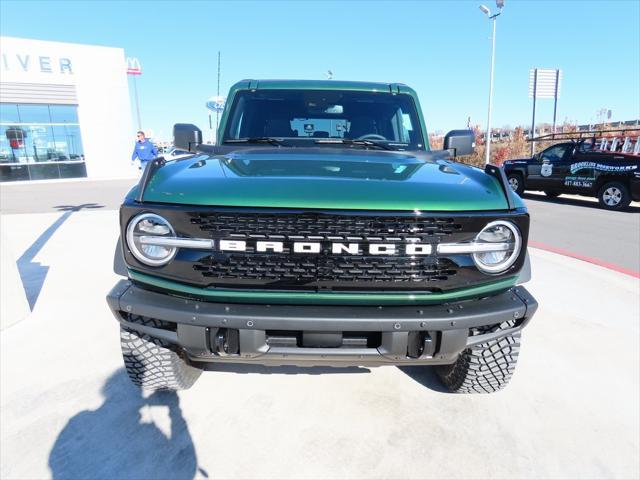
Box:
[356, 134, 387, 141]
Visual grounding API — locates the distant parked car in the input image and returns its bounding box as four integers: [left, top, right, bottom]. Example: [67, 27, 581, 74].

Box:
[0, 148, 12, 163]
[161, 147, 193, 160]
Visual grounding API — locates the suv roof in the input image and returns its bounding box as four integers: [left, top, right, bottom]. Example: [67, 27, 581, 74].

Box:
[234, 79, 411, 94]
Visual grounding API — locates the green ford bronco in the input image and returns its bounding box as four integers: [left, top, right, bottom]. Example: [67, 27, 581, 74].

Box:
[107, 80, 537, 393]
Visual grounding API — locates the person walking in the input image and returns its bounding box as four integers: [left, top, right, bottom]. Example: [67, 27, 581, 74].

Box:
[131, 131, 158, 171]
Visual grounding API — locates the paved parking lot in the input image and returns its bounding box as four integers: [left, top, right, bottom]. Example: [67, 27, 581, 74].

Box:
[1, 208, 638, 479]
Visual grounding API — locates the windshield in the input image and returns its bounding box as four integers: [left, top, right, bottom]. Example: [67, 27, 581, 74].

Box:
[222, 89, 425, 149]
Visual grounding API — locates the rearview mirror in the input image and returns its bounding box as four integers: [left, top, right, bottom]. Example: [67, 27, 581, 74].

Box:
[173, 123, 203, 152]
[443, 129, 475, 157]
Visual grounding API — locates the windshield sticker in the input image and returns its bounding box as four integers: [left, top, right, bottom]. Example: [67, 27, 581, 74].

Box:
[564, 176, 595, 188]
[570, 162, 638, 174]
[541, 163, 553, 177]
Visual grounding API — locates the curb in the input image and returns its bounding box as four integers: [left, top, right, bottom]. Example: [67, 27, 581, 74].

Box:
[529, 241, 640, 279]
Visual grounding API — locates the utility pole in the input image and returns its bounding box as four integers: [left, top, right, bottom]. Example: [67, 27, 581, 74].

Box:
[552, 69, 560, 133]
[530, 68, 537, 156]
[205, 53, 225, 145]
[216, 51, 221, 142]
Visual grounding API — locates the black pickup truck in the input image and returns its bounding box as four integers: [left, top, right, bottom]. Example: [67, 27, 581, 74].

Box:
[503, 133, 640, 210]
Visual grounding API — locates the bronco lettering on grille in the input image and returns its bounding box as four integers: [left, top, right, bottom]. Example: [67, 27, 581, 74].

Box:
[216, 240, 433, 255]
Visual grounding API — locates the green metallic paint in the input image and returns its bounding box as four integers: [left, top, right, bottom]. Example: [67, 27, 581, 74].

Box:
[135, 149, 510, 211]
[140, 79, 514, 211]
[122, 79, 527, 306]
[128, 269, 518, 306]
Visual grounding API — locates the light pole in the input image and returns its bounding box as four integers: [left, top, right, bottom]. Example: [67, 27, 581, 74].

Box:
[480, 0, 504, 165]
[132, 74, 142, 131]
[126, 57, 143, 130]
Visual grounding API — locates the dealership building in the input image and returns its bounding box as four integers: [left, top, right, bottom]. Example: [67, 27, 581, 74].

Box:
[0, 36, 135, 182]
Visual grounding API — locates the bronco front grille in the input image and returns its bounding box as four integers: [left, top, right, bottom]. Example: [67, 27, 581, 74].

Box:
[190, 213, 463, 241]
[185, 212, 463, 290]
[194, 254, 458, 286]
[120, 205, 529, 293]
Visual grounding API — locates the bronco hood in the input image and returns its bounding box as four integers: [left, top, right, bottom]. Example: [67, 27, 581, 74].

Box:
[133, 148, 513, 211]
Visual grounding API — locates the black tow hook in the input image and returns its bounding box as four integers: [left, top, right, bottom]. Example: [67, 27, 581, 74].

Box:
[407, 331, 436, 359]
[211, 328, 240, 356]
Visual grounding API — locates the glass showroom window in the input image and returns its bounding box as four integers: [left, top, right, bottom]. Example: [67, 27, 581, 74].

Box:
[0, 103, 86, 182]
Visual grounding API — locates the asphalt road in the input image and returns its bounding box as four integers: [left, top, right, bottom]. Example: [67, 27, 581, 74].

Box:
[523, 192, 640, 274]
[2, 178, 639, 274]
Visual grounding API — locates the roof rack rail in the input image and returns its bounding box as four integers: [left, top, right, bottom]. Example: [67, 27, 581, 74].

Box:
[527, 128, 640, 155]
[528, 128, 640, 143]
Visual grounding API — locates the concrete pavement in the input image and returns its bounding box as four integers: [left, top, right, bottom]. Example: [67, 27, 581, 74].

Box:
[0, 178, 137, 214]
[1, 209, 638, 479]
[0, 230, 30, 329]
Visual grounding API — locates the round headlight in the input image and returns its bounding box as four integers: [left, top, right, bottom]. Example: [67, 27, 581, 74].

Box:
[472, 220, 522, 274]
[126, 213, 177, 266]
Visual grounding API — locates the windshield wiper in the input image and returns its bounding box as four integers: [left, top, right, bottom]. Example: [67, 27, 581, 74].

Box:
[314, 138, 400, 151]
[225, 137, 284, 146]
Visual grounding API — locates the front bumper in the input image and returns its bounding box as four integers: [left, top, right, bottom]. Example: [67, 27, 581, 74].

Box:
[107, 280, 537, 367]
[631, 175, 640, 201]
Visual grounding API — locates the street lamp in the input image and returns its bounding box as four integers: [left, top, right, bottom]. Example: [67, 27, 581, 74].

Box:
[480, 0, 504, 165]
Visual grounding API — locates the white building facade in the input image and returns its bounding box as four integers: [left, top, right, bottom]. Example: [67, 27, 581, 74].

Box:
[0, 36, 135, 181]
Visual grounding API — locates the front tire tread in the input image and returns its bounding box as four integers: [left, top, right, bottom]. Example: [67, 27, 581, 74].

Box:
[436, 320, 521, 394]
[120, 316, 201, 391]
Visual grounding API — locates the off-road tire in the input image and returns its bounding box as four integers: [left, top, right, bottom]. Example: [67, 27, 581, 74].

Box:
[597, 181, 631, 210]
[120, 316, 201, 390]
[507, 173, 525, 196]
[435, 320, 521, 393]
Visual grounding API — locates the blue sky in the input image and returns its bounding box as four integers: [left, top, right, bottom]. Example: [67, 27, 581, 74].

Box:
[1, 0, 639, 140]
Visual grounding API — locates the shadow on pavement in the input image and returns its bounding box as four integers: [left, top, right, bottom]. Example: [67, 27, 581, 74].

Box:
[203, 363, 370, 375]
[16, 203, 103, 310]
[397, 366, 450, 393]
[523, 193, 640, 213]
[49, 368, 206, 480]
[52, 204, 105, 213]
[208, 363, 451, 393]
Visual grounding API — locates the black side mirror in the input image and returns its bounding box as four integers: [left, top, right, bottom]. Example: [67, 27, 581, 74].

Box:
[173, 123, 203, 152]
[443, 129, 475, 157]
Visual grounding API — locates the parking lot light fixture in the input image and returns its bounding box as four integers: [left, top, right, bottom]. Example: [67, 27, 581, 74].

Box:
[480, 1, 504, 165]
